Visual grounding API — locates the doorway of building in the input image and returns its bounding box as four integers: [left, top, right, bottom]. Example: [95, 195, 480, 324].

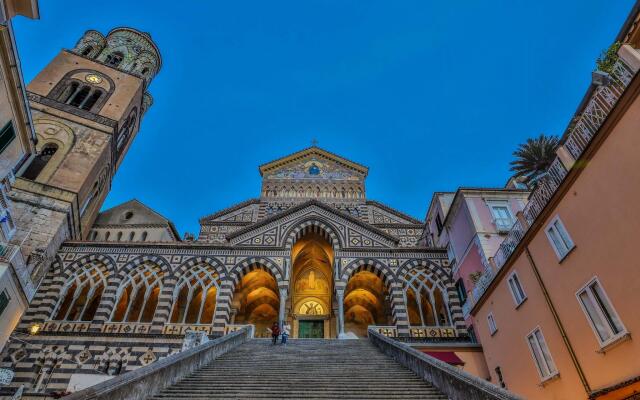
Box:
[290, 231, 334, 338]
[298, 320, 324, 338]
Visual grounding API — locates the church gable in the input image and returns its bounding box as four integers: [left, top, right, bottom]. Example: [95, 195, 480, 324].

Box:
[366, 201, 423, 225]
[227, 201, 398, 249]
[260, 147, 368, 183]
[94, 199, 172, 227]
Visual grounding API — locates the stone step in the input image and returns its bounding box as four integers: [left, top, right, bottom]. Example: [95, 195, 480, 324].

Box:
[149, 339, 448, 399]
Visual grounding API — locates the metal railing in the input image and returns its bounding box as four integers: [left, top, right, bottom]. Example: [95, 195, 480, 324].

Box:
[468, 58, 635, 310]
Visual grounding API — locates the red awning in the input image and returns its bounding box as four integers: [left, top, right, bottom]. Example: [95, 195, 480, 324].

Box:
[421, 351, 465, 366]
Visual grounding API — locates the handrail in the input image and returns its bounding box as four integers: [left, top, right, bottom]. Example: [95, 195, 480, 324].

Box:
[63, 326, 252, 400]
[368, 328, 522, 400]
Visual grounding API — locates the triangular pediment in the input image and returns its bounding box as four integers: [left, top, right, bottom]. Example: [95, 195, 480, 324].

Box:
[227, 200, 398, 248]
[259, 146, 368, 182]
[95, 199, 172, 226]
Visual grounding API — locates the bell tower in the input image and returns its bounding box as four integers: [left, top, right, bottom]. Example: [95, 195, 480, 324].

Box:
[7, 27, 161, 294]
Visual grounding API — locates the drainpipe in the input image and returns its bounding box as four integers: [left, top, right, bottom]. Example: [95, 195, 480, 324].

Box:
[524, 246, 591, 395]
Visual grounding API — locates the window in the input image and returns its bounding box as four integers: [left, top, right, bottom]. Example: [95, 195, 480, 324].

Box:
[577, 278, 626, 346]
[435, 214, 444, 235]
[128, 232, 135, 241]
[141, 231, 148, 242]
[112, 262, 163, 323]
[105, 52, 124, 67]
[80, 90, 102, 111]
[68, 85, 90, 107]
[403, 268, 452, 327]
[81, 46, 93, 56]
[507, 271, 526, 306]
[53, 261, 108, 321]
[170, 264, 220, 324]
[487, 312, 497, 335]
[489, 203, 513, 231]
[446, 244, 456, 263]
[0, 290, 10, 318]
[545, 215, 575, 259]
[526, 327, 558, 380]
[455, 278, 467, 304]
[105, 231, 111, 241]
[116, 232, 123, 241]
[21, 143, 59, 181]
[0, 122, 16, 153]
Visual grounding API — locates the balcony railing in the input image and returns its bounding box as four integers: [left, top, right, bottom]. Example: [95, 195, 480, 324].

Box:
[465, 57, 636, 311]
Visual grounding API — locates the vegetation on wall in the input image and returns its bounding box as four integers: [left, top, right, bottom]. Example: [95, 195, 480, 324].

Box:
[596, 42, 622, 73]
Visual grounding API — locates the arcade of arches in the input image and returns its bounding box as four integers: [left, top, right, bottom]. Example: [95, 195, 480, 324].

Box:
[231, 270, 279, 337]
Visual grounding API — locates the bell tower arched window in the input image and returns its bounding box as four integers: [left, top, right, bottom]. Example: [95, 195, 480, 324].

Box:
[21, 143, 58, 181]
[105, 52, 124, 67]
[68, 85, 90, 107]
[81, 46, 93, 56]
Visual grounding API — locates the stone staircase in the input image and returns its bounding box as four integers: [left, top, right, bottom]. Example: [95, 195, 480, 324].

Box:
[149, 339, 449, 399]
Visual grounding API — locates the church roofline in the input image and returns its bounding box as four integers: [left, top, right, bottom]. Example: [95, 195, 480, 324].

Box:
[366, 200, 424, 225]
[96, 199, 181, 240]
[258, 146, 369, 177]
[225, 199, 399, 244]
[198, 198, 261, 224]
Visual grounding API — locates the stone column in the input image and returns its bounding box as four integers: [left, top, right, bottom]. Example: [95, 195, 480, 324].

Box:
[279, 288, 288, 329]
[336, 290, 345, 338]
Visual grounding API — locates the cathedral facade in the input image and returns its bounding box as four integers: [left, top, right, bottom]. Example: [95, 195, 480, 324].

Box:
[1, 28, 466, 395]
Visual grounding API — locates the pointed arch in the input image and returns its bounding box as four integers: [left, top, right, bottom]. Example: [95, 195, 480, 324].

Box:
[169, 263, 222, 324]
[52, 258, 111, 322]
[398, 259, 464, 331]
[283, 218, 343, 252]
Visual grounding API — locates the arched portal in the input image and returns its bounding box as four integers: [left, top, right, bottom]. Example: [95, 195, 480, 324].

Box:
[343, 270, 393, 337]
[231, 269, 279, 338]
[290, 232, 334, 338]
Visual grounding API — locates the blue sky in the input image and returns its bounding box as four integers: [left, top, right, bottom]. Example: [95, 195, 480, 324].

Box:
[14, 1, 635, 236]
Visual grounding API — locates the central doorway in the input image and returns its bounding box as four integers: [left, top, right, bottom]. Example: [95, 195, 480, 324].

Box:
[298, 320, 324, 338]
[290, 231, 334, 338]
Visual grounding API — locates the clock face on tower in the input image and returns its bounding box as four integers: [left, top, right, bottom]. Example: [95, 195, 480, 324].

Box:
[85, 74, 103, 84]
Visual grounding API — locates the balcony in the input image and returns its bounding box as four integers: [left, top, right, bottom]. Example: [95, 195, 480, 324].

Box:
[467, 55, 637, 311]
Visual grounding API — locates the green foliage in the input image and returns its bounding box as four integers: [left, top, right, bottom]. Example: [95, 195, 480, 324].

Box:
[509, 133, 560, 187]
[596, 42, 622, 73]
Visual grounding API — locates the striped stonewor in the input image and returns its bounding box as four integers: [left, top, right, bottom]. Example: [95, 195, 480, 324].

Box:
[224, 257, 286, 332]
[397, 259, 466, 332]
[93, 255, 171, 332]
[337, 258, 408, 335]
[283, 218, 342, 252]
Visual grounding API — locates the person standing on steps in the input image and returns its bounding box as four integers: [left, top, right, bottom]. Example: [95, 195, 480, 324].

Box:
[268, 322, 280, 345]
[281, 323, 290, 345]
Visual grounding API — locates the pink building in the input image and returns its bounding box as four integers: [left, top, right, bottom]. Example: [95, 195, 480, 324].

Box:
[468, 6, 640, 398]
[424, 188, 529, 339]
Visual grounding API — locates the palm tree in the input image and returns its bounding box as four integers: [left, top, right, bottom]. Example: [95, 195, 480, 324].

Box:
[509, 134, 559, 187]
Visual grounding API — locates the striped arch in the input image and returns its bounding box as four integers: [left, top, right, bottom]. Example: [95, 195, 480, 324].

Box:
[283, 218, 342, 252]
[337, 258, 402, 329]
[228, 257, 285, 290]
[44, 253, 116, 324]
[19, 256, 65, 329]
[219, 257, 286, 334]
[397, 259, 465, 332]
[337, 258, 396, 289]
[161, 256, 228, 333]
[94, 255, 171, 330]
